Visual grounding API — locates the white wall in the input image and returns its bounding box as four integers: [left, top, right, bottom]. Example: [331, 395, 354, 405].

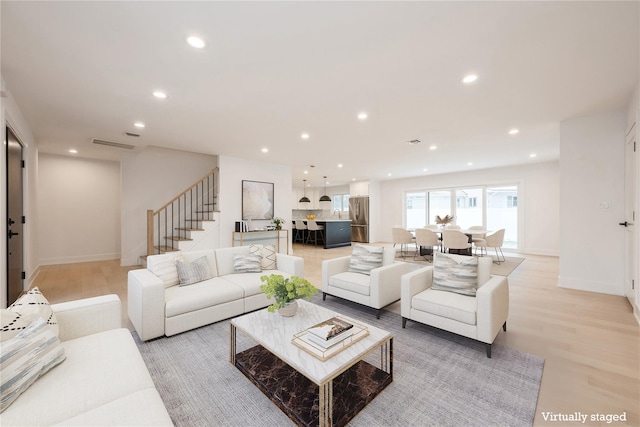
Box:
[1, 79, 38, 308]
[559, 110, 626, 296]
[377, 162, 560, 256]
[38, 154, 121, 265]
[218, 155, 292, 251]
[120, 146, 217, 266]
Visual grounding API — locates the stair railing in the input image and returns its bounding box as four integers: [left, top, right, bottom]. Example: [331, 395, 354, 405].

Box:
[147, 167, 219, 256]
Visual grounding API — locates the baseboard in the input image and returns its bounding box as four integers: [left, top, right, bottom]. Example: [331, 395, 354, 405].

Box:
[38, 252, 121, 266]
[558, 275, 625, 296]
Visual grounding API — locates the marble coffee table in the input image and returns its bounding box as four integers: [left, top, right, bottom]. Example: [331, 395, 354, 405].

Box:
[230, 299, 393, 427]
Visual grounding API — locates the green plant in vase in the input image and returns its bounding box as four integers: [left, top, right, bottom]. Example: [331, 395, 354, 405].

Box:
[260, 274, 317, 315]
[272, 217, 285, 231]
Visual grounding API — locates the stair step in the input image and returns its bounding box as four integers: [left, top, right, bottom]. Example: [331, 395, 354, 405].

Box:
[154, 245, 180, 253]
[195, 210, 215, 214]
[185, 219, 216, 222]
[164, 236, 193, 242]
[175, 227, 204, 231]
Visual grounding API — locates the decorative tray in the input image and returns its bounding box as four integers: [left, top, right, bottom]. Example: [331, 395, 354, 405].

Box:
[291, 317, 369, 361]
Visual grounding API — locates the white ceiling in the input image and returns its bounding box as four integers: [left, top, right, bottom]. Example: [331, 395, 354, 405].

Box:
[2, 1, 638, 189]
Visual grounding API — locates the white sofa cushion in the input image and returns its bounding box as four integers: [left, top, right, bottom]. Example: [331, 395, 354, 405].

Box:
[412, 288, 477, 325]
[0, 317, 66, 413]
[431, 252, 478, 296]
[165, 277, 244, 317]
[224, 271, 293, 297]
[215, 246, 251, 276]
[179, 250, 219, 278]
[147, 252, 181, 288]
[329, 271, 372, 296]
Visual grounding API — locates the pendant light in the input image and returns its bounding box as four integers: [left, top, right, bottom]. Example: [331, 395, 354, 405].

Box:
[299, 179, 310, 203]
[319, 176, 331, 202]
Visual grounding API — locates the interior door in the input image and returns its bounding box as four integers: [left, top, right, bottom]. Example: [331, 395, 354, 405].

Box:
[623, 125, 637, 307]
[6, 127, 24, 306]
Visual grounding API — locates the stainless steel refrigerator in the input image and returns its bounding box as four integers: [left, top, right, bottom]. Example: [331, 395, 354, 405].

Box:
[349, 196, 369, 243]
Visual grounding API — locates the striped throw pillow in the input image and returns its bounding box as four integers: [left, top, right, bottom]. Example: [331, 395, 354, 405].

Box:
[147, 252, 182, 288]
[348, 244, 384, 275]
[0, 317, 66, 413]
[176, 256, 213, 286]
[431, 252, 478, 296]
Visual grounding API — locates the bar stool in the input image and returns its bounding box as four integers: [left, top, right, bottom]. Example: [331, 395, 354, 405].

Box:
[306, 220, 325, 246]
[294, 220, 307, 243]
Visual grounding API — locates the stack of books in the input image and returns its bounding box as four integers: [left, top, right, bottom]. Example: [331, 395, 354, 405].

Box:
[305, 317, 354, 348]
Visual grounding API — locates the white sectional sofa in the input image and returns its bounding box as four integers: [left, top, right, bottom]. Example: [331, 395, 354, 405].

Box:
[128, 246, 304, 341]
[2, 294, 172, 426]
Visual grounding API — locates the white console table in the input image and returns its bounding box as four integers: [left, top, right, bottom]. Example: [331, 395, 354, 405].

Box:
[232, 230, 289, 254]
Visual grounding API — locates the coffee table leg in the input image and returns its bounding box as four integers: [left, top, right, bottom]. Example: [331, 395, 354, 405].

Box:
[230, 323, 236, 364]
[319, 379, 333, 427]
[380, 338, 393, 377]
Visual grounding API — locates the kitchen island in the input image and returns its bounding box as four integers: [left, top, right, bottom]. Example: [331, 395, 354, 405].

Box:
[296, 219, 352, 249]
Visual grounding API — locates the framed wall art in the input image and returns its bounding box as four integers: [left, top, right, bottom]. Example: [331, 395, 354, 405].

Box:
[242, 180, 274, 220]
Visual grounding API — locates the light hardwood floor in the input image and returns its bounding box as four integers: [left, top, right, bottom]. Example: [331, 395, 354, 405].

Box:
[32, 244, 639, 426]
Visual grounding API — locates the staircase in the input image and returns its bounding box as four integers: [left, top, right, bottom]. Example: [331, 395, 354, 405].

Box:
[147, 168, 220, 256]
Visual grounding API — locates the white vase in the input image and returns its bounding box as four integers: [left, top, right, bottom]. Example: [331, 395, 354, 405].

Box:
[278, 300, 298, 317]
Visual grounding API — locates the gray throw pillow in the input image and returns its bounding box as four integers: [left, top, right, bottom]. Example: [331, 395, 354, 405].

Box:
[232, 254, 262, 273]
[348, 244, 384, 275]
[431, 252, 478, 296]
[176, 255, 213, 286]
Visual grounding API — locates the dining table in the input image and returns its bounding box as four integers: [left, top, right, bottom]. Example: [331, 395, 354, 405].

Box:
[414, 228, 488, 256]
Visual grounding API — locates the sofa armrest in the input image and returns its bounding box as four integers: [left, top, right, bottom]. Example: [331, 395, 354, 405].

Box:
[321, 256, 352, 291]
[127, 269, 166, 341]
[476, 275, 509, 344]
[275, 253, 304, 277]
[400, 266, 433, 318]
[369, 262, 412, 309]
[52, 294, 121, 342]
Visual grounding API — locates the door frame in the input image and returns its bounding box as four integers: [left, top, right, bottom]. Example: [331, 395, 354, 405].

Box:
[624, 121, 639, 322]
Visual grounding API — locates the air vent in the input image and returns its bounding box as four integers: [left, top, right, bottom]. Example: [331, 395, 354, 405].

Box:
[406, 139, 421, 145]
[91, 138, 135, 150]
[124, 132, 140, 138]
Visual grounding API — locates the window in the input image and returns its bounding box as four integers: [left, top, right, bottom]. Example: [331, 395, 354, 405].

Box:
[404, 184, 518, 248]
[332, 194, 350, 212]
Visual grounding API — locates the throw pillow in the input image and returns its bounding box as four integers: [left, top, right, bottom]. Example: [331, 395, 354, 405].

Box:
[4, 287, 59, 338]
[261, 245, 277, 270]
[147, 251, 181, 288]
[176, 256, 213, 286]
[1, 310, 37, 341]
[431, 252, 478, 296]
[348, 244, 384, 275]
[232, 254, 262, 273]
[0, 317, 66, 413]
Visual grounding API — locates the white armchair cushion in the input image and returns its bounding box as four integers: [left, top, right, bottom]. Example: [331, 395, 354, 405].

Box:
[431, 252, 478, 296]
[348, 244, 384, 275]
[412, 289, 477, 325]
[329, 272, 371, 296]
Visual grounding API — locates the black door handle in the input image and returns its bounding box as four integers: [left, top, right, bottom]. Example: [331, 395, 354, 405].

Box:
[619, 221, 628, 227]
[8, 230, 19, 238]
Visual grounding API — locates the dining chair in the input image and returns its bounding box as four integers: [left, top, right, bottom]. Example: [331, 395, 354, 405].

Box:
[441, 229, 471, 255]
[424, 224, 440, 230]
[392, 227, 416, 258]
[474, 229, 506, 264]
[468, 225, 486, 254]
[445, 224, 461, 230]
[414, 228, 440, 261]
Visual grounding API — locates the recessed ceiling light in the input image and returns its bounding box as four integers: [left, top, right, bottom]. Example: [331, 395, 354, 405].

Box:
[261, 148, 269, 153]
[423, 168, 428, 172]
[509, 128, 520, 135]
[357, 112, 368, 120]
[429, 145, 437, 150]
[153, 91, 167, 99]
[68, 149, 78, 154]
[467, 162, 473, 166]
[187, 36, 205, 49]
[462, 74, 478, 84]
[529, 153, 537, 158]
[301, 133, 310, 140]
[303, 170, 308, 174]
[134, 122, 145, 128]
[337, 164, 343, 168]
[387, 173, 392, 176]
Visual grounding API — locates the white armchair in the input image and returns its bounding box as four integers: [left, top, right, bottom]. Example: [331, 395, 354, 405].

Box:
[401, 252, 509, 357]
[322, 244, 411, 318]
